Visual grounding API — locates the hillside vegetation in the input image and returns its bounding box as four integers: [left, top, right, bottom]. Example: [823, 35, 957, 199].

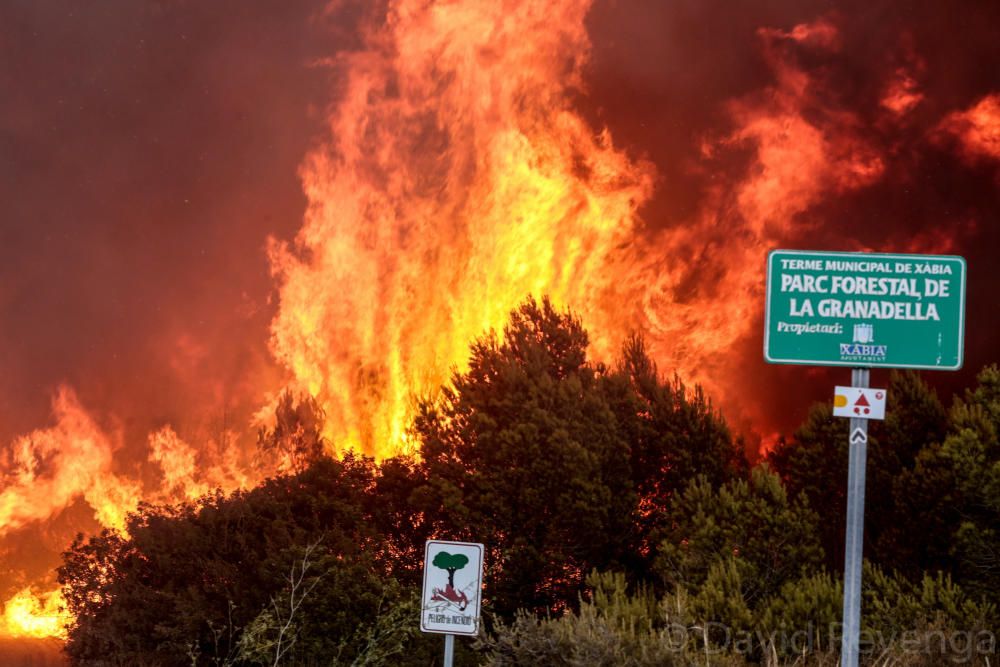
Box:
[59, 299, 998, 665]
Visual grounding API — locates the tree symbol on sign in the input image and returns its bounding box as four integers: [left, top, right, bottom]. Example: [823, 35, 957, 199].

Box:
[431, 551, 470, 610]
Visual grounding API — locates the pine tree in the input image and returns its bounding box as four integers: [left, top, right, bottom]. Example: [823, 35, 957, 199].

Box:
[893, 365, 1000, 596]
[414, 297, 637, 615]
[652, 466, 823, 603]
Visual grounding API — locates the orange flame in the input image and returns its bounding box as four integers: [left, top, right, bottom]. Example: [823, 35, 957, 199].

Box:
[269, 0, 654, 455]
[0, 587, 68, 639]
[148, 426, 253, 502]
[0, 388, 257, 541]
[881, 68, 924, 117]
[0, 386, 140, 537]
[0, 392, 260, 638]
[268, 9, 893, 456]
[936, 93, 1000, 163]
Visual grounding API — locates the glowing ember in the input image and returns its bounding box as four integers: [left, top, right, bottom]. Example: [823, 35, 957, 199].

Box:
[881, 68, 924, 117]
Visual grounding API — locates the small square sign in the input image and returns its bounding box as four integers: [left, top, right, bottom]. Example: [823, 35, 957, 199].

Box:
[833, 386, 887, 420]
[420, 540, 484, 636]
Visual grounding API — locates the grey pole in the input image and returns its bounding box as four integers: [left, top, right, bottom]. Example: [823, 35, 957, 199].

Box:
[840, 367, 869, 667]
[443, 633, 454, 667]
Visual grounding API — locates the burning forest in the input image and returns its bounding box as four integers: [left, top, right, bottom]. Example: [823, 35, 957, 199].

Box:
[0, 0, 998, 664]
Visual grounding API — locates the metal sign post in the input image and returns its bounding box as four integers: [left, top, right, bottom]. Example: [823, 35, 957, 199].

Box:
[840, 368, 869, 667]
[443, 633, 454, 667]
[764, 249, 967, 667]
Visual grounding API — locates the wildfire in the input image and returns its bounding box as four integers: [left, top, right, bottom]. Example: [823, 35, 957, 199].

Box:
[268, 0, 654, 455]
[0, 386, 141, 538]
[0, 389, 257, 542]
[0, 587, 68, 639]
[268, 6, 896, 457]
[2, 0, 999, 644]
[0, 391, 260, 639]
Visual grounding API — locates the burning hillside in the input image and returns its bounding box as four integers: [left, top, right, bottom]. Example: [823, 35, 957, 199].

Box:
[1, 0, 999, 644]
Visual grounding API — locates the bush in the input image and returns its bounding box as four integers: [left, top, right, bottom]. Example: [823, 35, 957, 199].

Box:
[653, 467, 824, 601]
[479, 571, 700, 667]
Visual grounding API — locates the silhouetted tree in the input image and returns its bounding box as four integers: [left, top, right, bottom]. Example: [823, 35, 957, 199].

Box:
[769, 371, 955, 574]
[414, 298, 634, 615]
[607, 334, 746, 565]
[413, 297, 744, 616]
[891, 365, 1000, 597]
[59, 455, 396, 665]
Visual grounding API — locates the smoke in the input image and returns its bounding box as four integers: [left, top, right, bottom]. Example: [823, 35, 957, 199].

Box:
[582, 0, 1000, 437]
[0, 0, 343, 633]
[0, 0, 337, 448]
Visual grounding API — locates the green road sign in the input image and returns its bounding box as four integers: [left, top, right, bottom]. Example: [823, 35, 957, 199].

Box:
[764, 250, 966, 369]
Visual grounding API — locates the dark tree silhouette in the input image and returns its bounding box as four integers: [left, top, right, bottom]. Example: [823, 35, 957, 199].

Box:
[413, 297, 744, 615]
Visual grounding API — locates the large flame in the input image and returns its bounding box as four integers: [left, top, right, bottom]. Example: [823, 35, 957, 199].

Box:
[268, 7, 896, 456]
[269, 0, 654, 455]
[0, 587, 68, 639]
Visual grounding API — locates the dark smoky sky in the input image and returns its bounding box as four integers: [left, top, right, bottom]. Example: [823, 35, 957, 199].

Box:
[0, 0, 998, 457]
[0, 0, 345, 448]
[583, 0, 1000, 436]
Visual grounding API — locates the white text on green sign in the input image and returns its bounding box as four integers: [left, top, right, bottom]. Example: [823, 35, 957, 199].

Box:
[764, 250, 966, 369]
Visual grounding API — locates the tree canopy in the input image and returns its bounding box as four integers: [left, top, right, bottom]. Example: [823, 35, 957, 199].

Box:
[57, 298, 999, 666]
[411, 297, 744, 615]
